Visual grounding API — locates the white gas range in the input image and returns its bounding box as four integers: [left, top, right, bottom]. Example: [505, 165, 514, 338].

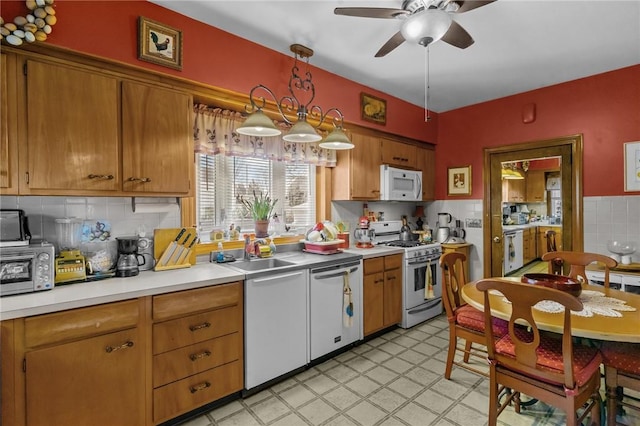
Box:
[369, 221, 443, 328]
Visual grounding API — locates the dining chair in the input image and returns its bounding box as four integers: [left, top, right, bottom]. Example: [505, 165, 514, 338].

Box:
[541, 251, 618, 288]
[439, 252, 508, 379]
[545, 231, 562, 274]
[601, 342, 640, 425]
[476, 278, 602, 426]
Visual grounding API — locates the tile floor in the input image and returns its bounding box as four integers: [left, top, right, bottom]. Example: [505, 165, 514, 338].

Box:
[181, 312, 639, 426]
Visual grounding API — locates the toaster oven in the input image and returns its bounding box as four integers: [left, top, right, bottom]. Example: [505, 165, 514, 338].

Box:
[0, 243, 55, 296]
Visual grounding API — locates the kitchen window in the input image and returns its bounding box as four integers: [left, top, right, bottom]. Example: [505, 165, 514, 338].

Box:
[196, 153, 315, 235]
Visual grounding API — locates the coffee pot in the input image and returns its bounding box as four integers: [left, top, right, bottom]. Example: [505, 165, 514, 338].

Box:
[115, 236, 146, 277]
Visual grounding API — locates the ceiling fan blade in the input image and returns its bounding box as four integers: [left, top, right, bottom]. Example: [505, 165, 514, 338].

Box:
[454, 0, 497, 14]
[334, 7, 409, 19]
[375, 31, 406, 57]
[441, 21, 474, 49]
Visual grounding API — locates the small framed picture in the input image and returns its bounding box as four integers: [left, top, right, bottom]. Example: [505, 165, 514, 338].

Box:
[624, 141, 640, 192]
[361, 92, 386, 125]
[448, 165, 472, 196]
[138, 17, 183, 70]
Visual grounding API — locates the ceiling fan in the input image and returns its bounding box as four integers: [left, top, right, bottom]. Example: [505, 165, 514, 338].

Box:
[335, 0, 496, 57]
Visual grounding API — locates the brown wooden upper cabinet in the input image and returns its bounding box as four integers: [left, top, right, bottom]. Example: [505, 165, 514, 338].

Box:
[525, 170, 546, 202]
[380, 138, 417, 169]
[415, 145, 435, 201]
[9, 55, 193, 197]
[0, 52, 18, 195]
[332, 133, 381, 200]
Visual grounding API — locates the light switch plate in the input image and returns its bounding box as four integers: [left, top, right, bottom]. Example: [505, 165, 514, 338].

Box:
[466, 218, 482, 228]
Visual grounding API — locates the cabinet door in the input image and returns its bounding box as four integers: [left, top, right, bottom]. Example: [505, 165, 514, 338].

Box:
[1, 52, 18, 194]
[526, 170, 545, 202]
[363, 272, 384, 335]
[122, 81, 192, 194]
[383, 267, 402, 327]
[25, 60, 120, 192]
[25, 328, 144, 426]
[380, 139, 417, 169]
[416, 146, 435, 200]
[505, 179, 525, 202]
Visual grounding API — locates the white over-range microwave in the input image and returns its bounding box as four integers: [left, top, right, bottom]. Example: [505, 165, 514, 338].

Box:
[380, 165, 422, 201]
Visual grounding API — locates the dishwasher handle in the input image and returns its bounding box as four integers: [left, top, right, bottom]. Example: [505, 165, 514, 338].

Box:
[314, 266, 359, 280]
[251, 270, 304, 283]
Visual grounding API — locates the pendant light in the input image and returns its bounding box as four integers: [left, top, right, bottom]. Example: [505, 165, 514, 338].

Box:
[237, 44, 352, 149]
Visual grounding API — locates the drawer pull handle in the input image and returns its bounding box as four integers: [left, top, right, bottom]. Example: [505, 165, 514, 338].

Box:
[190, 381, 211, 393]
[105, 341, 134, 353]
[127, 177, 152, 183]
[88, 174, 114, 180]
[375, 279, 384, 284]
[189, 350, 212, 361]
[387, 275, 396, 280]
[189, 322, 211, 332]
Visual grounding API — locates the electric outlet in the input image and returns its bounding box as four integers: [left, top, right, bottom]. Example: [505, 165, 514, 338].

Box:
[466, 218, 482, 228]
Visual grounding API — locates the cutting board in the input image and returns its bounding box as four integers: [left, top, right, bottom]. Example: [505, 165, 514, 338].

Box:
[154, 227, 197, 269]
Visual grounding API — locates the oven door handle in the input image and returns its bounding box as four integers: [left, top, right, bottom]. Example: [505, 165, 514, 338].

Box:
[407, 258, 438, 266]
[408, 300, 441, 314]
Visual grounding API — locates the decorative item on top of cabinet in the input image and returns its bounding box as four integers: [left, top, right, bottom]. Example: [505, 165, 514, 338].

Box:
[381, 138, 417, 169]
[151, 282, 243, 424]
[363, 254, 403, 336]
[0, 52, 18, 195]
[332, 132, 381, 200]
[415, 145, 435, 200]
[6, 299, 145, 426]
[122, 81, 192, 195]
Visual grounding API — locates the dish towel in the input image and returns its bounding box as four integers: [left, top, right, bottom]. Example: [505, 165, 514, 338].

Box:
[343, 270, 353, 328]
[509, 236, 515, 260]
[425, 260, 435, 299]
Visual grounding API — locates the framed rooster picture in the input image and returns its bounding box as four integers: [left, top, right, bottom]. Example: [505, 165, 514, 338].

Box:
[138, 17, 183, 70]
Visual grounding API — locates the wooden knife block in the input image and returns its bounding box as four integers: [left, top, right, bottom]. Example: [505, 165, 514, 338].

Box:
[154, 227, 197, 271]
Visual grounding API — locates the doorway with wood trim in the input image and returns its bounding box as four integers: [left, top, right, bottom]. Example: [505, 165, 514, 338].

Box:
[483, 135, 584, 278]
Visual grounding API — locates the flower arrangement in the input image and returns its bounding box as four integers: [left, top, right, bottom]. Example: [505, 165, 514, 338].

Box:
[238, 190, 278, 221]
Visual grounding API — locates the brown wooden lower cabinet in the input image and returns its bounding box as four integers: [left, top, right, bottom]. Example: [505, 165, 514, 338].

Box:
[1, 281, 244, 426]
[363, 254, 403, 336]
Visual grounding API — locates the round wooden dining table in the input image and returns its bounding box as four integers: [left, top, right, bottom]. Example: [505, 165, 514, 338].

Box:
[461, 278, 640, 343]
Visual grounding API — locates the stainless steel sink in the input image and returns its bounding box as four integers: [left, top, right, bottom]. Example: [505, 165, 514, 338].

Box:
[230, 258, 296, 272]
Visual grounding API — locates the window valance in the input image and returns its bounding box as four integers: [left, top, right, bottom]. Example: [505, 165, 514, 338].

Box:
[193, 104, 337, 167]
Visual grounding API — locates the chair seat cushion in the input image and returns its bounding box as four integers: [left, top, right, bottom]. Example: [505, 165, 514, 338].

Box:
[456, 305, 509, 337]
[496, 329, 602, 387]
[601, 342, 640, 375]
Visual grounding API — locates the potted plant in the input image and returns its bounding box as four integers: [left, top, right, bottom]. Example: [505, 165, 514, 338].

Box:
[238, 190, 278, 238]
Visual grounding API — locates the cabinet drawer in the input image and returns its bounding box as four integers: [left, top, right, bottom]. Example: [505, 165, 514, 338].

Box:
[25, 299, 139, 348]
[153, 360, 242, 423]
[364, 257, 384, 274]
[153, 305, 240, 354]
[153, 282, 241, 320]
[384, 254, 403, 270]
[153, 332, 241, 387]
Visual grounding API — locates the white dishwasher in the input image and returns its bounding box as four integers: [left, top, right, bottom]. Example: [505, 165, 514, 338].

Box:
[245, 269, 308, 391]
[309, 260, 363, 361]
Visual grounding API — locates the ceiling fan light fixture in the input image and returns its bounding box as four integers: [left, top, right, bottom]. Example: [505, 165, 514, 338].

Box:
[283, 119, 323, 143]
[236, 109, 282, 137]
[319, 127, 354, 150]
[401, 9, 452, 46]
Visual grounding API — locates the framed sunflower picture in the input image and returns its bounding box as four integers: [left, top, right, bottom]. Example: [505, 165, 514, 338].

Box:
[138, 16, 183, 70]
[361, 93, 386, 125]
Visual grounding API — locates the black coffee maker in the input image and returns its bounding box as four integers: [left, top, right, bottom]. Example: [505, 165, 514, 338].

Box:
[115, 237, 145, 277]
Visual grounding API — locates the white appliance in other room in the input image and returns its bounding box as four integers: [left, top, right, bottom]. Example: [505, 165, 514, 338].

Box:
[370, 221, 443, 328]
[503, 230, 524, 274]
[244, 269, 308, 391]
[380, 165, 422, 201]
[309, 260, 363, 361]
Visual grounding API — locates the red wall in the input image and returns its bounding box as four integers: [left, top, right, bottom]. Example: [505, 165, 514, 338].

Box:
[0, 0, 438, 143]
[437, 65, 640, 198]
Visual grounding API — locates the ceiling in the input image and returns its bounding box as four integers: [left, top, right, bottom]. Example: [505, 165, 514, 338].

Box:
[151, 0, 640, 113]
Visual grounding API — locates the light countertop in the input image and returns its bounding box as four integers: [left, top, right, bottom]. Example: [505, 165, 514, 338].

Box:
[503, 222, 562, 232]
[344, 245, 405, 259]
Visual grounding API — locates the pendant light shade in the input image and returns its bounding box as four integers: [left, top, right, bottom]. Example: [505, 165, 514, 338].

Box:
[401, 9, 452, 46]
[319, 127, 354, 150]
[282, 119, 323, 143]
[236, 110, 282, 137]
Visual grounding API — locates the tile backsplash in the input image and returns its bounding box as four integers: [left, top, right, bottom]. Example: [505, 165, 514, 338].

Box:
[0, 196, 180, 248]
